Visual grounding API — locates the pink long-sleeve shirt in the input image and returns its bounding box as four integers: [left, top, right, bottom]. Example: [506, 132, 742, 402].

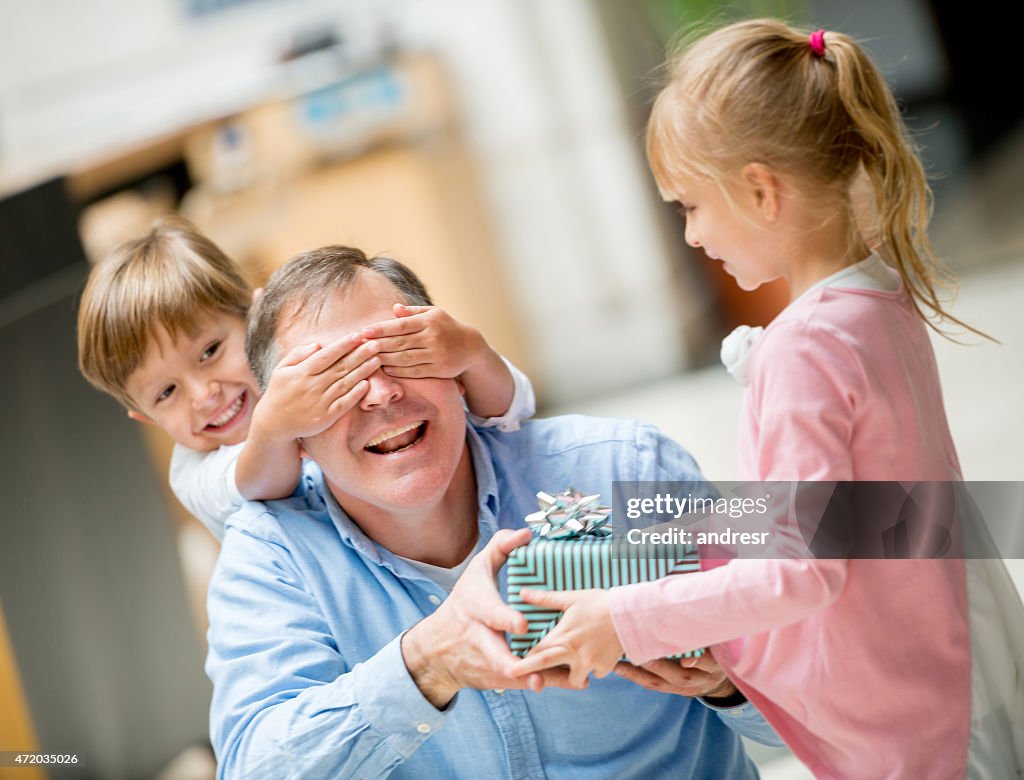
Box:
[611, 281, 972, 778]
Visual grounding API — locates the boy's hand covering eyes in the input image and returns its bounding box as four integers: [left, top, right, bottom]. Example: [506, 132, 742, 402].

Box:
[361, 304, 488, 380]
[254, 333, 380, 441]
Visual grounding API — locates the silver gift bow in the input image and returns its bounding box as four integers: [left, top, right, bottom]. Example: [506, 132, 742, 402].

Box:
[524, 488, 613, 539]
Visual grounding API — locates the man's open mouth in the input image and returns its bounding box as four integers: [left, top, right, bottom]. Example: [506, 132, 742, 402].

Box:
[364, 422, 426, 455]
[205, 392, 247, 431]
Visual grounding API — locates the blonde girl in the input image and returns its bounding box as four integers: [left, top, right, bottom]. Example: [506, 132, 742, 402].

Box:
[514, 19, 1024, 778]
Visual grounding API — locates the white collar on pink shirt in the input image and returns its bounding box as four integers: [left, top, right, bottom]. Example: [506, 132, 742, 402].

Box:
[720, 252, 897, 386]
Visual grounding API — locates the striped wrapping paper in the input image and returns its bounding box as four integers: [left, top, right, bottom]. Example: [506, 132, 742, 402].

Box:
[505, 535, 704, 659]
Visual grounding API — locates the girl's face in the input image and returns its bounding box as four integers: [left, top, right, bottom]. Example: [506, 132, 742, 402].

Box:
[670, 175, 782, 291]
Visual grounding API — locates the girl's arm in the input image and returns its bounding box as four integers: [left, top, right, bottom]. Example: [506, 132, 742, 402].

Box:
[516, 321, 858, 673]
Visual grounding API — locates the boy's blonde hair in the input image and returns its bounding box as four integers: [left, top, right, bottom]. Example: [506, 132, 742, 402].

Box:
[77, 215, 252, 409]
[647, 18, 980, 336]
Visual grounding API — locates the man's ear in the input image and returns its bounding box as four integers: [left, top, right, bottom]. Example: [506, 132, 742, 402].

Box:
[127, 410, 155, 426]
[741, 162, 781, 222]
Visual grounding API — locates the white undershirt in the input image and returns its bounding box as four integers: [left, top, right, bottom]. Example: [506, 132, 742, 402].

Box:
[396, 536, 484, 592]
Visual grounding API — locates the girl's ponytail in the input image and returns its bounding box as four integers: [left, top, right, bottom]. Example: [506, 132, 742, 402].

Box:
[827, 32, 989, 338]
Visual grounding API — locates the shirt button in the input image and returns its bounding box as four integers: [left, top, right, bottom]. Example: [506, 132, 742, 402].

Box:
[728, 708, 743, 717]
[428, 594, 442, 606]
[416, 722, 432, 733]
[493, 688, 505, 694]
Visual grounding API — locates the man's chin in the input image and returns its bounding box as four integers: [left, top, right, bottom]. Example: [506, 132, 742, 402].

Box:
[328, 475, 454, 517]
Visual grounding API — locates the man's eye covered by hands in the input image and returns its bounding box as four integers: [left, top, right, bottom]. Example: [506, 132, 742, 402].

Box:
[400, 529, 586, 710]
[256, 333, 381, 441]
[259, 302, 488, 441]
[360, 304, 490, 380]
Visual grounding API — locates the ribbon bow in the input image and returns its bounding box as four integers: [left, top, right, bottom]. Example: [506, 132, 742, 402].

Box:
[525, 488, 613, 539]
[720, 324, 764, 387]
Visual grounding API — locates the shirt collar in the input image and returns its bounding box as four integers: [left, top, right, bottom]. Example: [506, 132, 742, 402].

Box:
[465, 424, 500, 532]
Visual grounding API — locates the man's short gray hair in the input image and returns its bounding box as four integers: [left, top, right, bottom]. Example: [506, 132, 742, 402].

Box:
[246, 246, 433, 389]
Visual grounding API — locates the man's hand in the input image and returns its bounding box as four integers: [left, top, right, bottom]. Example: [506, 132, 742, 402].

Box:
[361, 304, 488, 380]
[253, 333, 379, 441]
[614, 651, 740, 701]
[401, 529, 581, 709]
[509, 588, 624, 689]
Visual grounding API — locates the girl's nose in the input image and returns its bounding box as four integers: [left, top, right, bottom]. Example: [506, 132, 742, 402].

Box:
[684, 220, 701, 248]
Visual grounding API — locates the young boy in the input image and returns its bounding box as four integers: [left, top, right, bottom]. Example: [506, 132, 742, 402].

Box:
[77, 215, 533, 538]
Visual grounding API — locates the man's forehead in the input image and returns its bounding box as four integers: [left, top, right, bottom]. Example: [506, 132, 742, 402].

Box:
[278, 272, 404, 343]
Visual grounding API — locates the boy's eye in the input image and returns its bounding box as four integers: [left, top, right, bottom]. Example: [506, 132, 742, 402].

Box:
[201, 341, 221, 361]
[156, 385, 175, 404]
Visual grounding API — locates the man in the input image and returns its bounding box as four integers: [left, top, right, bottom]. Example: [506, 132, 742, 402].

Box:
[206, 246, 781, 778]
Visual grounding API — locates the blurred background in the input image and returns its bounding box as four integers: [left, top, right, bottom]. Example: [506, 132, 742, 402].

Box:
[1, 0, 1021, 778]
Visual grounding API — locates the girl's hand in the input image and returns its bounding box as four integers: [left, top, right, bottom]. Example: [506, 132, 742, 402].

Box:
[510, 588, 624, 689]
[254, 334, 379, 442]
[361, 304, 488, 380]
[614, 652, 738, 700]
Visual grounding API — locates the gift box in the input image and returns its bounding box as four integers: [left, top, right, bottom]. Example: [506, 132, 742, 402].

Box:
[506, 489, 704, 659]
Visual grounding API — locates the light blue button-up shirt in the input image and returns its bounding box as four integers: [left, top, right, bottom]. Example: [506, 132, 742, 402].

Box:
[207, 415, 781, 778]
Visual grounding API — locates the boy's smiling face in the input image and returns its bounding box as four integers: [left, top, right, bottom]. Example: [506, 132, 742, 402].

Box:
[124, 311, 261, 452]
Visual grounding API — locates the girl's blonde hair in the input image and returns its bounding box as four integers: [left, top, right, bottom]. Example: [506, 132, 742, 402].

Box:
[647, 18, 981, 336]
[77, 214, 252, 409]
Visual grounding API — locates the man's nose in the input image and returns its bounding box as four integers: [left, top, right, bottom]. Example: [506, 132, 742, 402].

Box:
[359, 369, 404, 410]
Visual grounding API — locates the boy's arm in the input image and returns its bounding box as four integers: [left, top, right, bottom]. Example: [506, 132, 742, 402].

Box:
[234, 424, 305, 502]
[363, 304, 535, 426]
[456, 338, 515, 420]
[466, 356, 535, 432]
[169, 443, 247, 539]
[236, 336, 380, 501]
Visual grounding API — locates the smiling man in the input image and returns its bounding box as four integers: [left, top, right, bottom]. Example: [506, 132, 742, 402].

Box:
[205, 246, 780, 778]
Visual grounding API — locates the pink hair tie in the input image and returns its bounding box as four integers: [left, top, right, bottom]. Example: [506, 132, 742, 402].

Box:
[809, 29, 827, 57]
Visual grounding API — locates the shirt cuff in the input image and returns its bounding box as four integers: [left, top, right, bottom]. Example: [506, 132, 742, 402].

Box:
[697, 690, 748, 710]
[700, 697, 785, 747]
[466, 357, 535, 432]
[349, 632, 451, 757]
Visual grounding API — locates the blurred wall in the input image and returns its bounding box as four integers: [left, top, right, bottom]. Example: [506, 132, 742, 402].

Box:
[395, 0, 694, 401]
[2, 0, 699, 407]
[0, 262, 211, 779]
